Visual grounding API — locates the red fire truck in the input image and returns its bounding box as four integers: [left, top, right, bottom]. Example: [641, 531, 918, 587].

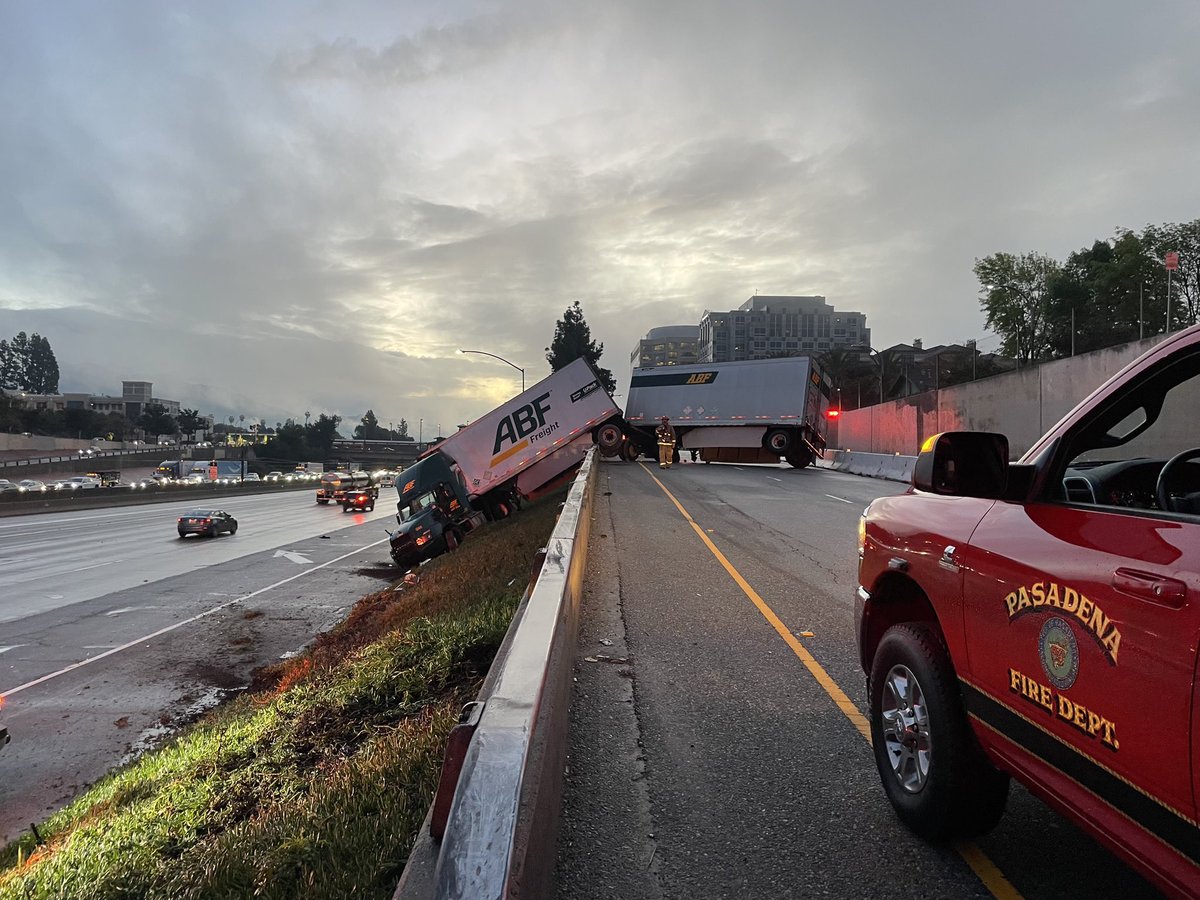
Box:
[856, 324, 1200, 898]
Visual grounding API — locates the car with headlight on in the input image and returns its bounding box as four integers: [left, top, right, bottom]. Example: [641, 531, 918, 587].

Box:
[177, 508, 238, 538]
[17, 479, 48, 493]
[856, 324, 1200, 899]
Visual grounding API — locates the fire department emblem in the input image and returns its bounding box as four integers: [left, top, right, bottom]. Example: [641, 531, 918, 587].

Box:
[1039, 617, 1079, 690]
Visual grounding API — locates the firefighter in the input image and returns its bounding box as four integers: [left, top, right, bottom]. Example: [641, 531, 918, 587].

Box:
[656, 416, 677, 469]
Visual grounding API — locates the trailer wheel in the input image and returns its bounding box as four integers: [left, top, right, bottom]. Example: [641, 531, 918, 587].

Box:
[621, 441, 640, 462]
[785, 447, 813, 469]
[765, 429, 793, 454]
[595, 421, 624, 455]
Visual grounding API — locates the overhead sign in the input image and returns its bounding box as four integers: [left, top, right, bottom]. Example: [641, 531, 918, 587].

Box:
[1165, 251, 1179, 270]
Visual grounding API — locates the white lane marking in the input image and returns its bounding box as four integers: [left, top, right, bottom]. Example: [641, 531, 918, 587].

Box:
[105, 606, 159, 617]
[0, 646, 24, 655]
[273, 549, 313, 564]
[768, 476, 783, 482]
[825, 494, 854, 504]
[1, 536, 390, 699]
[75, 560, 119, 573]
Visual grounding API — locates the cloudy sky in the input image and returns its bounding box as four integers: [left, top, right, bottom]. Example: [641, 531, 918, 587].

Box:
[2, 1, 1199, 435]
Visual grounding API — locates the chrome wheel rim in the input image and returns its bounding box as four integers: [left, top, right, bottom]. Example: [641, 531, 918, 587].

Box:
[880, 664, 931, 793]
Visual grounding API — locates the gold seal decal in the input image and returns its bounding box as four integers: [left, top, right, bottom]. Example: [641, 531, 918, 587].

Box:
[1004, 581, 1121, 666]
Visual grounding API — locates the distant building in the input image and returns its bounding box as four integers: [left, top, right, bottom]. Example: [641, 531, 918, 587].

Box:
[121, 381, 180, 420]
[630, 325, 701, 368]
[698, 295, 871, 363]
[3, 380, 181, 420]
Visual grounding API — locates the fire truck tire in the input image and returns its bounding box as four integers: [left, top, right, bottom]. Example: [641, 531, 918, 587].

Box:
[444, 529, 459, 551]
[595, 421, 624, 454]
[869, 623, 1008, 840]
[764, 428, 793, 454]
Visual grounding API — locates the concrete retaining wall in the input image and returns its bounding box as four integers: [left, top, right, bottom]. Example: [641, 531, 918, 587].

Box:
[833, 336, 1167, 457]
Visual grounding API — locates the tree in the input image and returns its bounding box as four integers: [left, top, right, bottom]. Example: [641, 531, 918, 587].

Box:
[397, 418, 409, 438]
[1143, 219, 1200, 330]
[26, 334, 59, 393]
[974, 252, 1062, 362]
[138, 403, 178, 438]
[176, 409, 203, 442]
[546, 301, 616, 394]
[354, 409, 385, 441]
[306, 413, 341, 457]
[3, 333, 30, 391]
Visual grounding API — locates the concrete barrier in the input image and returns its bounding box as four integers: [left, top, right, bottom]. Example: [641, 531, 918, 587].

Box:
[822, 450, 915, 484]
[0, 480, 314, 517]
[394, 448, 599, 899]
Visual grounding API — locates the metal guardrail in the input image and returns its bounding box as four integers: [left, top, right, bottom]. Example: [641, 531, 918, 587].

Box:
[394, 448, 598, 899]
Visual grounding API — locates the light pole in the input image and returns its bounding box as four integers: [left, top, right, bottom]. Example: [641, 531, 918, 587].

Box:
[459, 349, 525, 392]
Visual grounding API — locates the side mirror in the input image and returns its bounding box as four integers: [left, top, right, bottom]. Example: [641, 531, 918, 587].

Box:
[912, 432, 1009, 498]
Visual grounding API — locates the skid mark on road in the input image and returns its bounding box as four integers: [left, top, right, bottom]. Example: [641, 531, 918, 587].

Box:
[1, 537, 390, 699]
[640, 463, 1021, 900]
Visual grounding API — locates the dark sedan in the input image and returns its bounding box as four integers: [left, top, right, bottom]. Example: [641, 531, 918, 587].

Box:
[177, 508, 238, 538]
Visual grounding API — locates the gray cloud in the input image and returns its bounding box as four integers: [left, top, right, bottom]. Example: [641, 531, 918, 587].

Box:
[2, 0, 1199, 430]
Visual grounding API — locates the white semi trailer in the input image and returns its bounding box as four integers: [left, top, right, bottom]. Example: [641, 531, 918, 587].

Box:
[387, 358, 625, 568]
[622, 356, 833, 467]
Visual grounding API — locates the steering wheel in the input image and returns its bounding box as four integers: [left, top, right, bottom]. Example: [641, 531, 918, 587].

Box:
[1155, 447, 1200, 513]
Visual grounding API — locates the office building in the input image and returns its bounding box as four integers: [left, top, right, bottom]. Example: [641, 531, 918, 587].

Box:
[698, 295, 870, 362]
[630, 325, 701, 368]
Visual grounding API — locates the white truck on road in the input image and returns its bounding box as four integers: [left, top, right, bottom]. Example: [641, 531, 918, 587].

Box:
[623, 356, 833, 467]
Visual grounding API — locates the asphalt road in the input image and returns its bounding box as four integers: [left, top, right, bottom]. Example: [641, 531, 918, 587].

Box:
[0, 489, 401, 844]
[555, 458, 1161, 899]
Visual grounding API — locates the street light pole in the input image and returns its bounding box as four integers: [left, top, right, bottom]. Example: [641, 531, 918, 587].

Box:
[852, 345, 884, 405]
[459, 349, 525, 392]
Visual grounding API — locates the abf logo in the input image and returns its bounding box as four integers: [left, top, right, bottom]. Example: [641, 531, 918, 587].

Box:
[687, 372, 716, 384]
[493, 391, 553, 456]
[402, 479, 416, 493]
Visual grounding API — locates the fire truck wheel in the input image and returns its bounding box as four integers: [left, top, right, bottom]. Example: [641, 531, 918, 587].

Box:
[869, 623, 1008, 840]
[444, 529, 459, 551]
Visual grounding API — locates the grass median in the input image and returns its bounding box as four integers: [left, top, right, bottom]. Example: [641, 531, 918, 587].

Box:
[0, 491, 565, 900]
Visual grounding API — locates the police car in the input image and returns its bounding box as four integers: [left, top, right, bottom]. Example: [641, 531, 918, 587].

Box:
[856, 324, 1200, 898]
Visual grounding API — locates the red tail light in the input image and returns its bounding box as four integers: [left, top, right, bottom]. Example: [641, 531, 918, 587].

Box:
[826, 408, 841, 419]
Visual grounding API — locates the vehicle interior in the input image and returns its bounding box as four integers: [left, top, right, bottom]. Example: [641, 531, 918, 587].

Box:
[1052, 347, 1200, 517]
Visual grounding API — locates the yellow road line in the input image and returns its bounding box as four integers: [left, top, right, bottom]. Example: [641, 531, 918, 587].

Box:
[640, 464, 1022, 900]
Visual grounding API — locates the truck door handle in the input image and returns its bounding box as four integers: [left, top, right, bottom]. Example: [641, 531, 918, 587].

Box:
[1111, 568, 1187, 608]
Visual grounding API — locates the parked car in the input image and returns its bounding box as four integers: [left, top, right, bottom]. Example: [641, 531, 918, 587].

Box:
[177, 509, 238, 538]
[16, 480, 47, 492]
